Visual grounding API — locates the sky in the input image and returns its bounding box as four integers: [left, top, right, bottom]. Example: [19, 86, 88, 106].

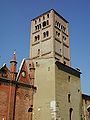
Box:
[0, 0, 90, 95]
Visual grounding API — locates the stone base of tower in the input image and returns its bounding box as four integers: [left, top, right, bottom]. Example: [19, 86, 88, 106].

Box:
[32, 58, 82, 120]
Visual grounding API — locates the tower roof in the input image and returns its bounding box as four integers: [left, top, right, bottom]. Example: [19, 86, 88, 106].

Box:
[10, 52, 17, 63]
[31, 9, 69, 23]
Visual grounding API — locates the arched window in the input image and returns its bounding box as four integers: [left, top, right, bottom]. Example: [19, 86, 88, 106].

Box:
[43, 32, 46, 38]
[42, 21, 46, 27]
[28, 107, 33, 112]
[47, 14, 49, 18]
[64, 61, 66, 65]
[34, 36, 37, 41]
[39, 24, 41, 29]
[39, 18, 41, 22]
[35, 26, 37, 31]
[47, 20, 49, 25]
[37, 25, 39, 30]
[35, 20, 37, 24]
[59, 23, 61, 28]
[43, 31, 49, 38]
[37, 35, 40, 40]
[46, 31, 49, 37]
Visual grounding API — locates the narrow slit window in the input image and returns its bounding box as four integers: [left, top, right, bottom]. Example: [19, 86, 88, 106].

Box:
[38, 49, 40, 55]
[43, 32, 46, 38]
[68, 93, 71, 103]
[69, 108, 73, 120]
[68, 76, 71, 82]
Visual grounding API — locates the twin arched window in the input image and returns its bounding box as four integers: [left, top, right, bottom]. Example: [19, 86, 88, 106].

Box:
[43, 31, 49, 38]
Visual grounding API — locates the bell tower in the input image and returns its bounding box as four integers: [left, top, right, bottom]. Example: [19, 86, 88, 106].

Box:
[30, 9, 82, 120]
[10, 52, 17, 80]
[30, 9, 71, 66]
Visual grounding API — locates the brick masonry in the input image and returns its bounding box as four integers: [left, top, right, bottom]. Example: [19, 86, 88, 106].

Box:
[0, 54, 35, 120]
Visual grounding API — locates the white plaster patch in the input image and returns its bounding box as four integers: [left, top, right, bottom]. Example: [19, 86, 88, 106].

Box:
[50, 100, 56, 111]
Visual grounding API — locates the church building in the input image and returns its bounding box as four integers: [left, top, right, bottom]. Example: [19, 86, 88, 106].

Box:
[0, 53, 36, 120]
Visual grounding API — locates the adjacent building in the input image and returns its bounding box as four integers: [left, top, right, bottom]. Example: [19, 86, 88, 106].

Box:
[0, 53, 36, 120]
[82, 94, 90, 120]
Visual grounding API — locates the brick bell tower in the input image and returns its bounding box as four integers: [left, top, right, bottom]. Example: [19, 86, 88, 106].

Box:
[10, 52, 17, 80]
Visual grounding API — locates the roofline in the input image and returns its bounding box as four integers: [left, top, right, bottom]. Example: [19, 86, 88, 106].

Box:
[0, 63, 6, 70]
[16, 58, 32, 81]
[82, 93, 90, 100]
[31, 9, 69, 23]
[16, 58, 26, 81]
[55, 61, 81, 78]
[0, 77, 35, 89]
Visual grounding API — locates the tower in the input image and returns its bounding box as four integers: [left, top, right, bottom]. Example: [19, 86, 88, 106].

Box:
[30, 9, 70, 66]
[10, 52, 17, 80]
[8, 52, 17, 119]
[30, 9, 82, 120]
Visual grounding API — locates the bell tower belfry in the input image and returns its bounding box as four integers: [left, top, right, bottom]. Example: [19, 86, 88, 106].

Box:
[30, 9, 71, 66]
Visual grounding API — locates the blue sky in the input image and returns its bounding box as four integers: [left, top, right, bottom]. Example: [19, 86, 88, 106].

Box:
[0, 0, 90, 95]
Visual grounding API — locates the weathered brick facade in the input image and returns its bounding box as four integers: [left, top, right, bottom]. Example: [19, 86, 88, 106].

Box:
[0, 54, 36, 120]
